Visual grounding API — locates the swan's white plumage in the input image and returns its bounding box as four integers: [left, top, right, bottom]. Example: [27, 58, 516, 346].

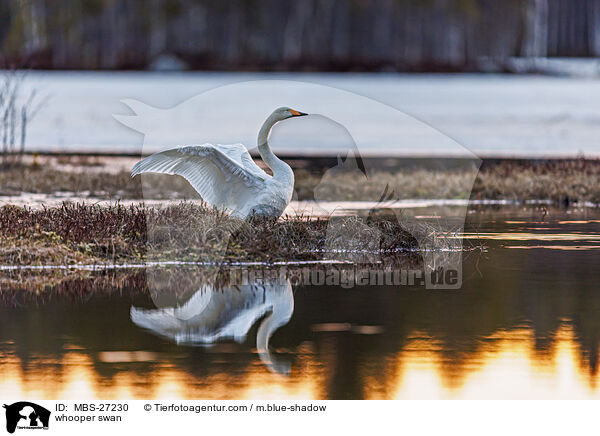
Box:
[130, 281, 294, 374]
[132, 143, 269, 216]
[132, 107, 305, 219]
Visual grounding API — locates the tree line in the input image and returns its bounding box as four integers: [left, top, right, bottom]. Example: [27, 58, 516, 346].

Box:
[1, 0, 598, 71]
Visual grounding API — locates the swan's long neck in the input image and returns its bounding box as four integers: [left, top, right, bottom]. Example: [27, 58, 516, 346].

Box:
[257, 114, 294, 185]
[256, 283, 294, 375]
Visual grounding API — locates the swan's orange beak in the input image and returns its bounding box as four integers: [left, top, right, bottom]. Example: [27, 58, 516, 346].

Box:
[289, 109, 308, 117]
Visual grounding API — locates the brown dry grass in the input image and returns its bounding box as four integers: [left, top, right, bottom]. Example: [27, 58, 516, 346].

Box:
[0, 163, 197, 199]
[0, 268, 146, 295]
[297, 167, 476, 200]
[2, 158, 599, 204]
[471, 160, 600, 205]
[0, 202, 420, 266]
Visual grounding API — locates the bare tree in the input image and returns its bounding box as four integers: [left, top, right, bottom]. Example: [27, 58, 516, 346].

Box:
[0, 70, 43, 169]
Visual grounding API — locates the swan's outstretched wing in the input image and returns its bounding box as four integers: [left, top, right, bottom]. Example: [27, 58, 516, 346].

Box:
[130, 284, 275, 343]
[132, 144, 269, 213]
[130, 287, 215, 342]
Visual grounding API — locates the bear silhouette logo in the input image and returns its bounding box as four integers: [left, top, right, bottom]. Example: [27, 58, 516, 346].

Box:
[3, 402, 50, 433]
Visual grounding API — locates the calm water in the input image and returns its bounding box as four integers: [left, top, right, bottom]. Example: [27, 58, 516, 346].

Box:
[18, 71, 600, 157]
[1, 206, 599, 399]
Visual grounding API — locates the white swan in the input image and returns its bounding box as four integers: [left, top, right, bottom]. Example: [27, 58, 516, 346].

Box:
[130, 279, 294, 375]
[131, 107, 307, 219]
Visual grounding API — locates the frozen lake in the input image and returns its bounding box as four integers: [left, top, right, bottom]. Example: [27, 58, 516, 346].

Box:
[15, 71, 600, 158]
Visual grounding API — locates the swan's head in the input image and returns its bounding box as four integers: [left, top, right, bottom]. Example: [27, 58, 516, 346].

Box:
[272, 107, 308, 121]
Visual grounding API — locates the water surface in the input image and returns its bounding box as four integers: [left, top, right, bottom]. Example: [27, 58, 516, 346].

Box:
[1, 206, 599, 399]
[18, 71, 600, 157]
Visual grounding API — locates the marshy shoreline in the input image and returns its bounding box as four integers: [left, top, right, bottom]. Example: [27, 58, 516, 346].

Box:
[1, 154, 599, 206]
[0, 202, 425, 267]
[0, 154, 597, 282]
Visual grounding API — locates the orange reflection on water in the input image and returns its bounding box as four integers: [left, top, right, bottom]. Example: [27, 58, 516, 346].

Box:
[506, 245, 600, 250]
[460, 232, 600, 241]
[0, 325, 598, 400]
[0, 345, 325, 400]
[389, 325, 599, 399]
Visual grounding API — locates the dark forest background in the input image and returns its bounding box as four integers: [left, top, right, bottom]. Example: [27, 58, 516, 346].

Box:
[1, 0, 599, 71]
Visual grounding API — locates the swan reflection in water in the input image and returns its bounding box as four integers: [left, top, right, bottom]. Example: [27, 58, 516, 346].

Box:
[130, 278, 294, 375]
